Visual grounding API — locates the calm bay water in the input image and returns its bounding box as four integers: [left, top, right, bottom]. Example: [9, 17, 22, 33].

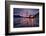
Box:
[14, 17, 39, 28]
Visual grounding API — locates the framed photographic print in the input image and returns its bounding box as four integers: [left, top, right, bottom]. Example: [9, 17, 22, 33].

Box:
[5, 1, 45, 35]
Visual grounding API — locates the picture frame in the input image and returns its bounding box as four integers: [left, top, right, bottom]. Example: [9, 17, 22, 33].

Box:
[5, 1, 45, 35]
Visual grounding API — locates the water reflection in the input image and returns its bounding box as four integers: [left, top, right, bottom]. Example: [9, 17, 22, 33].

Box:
[14, 17, 39, 28]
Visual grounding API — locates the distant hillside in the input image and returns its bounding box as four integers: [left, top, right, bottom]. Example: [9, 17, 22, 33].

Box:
[34, 13, 39, 18]
[14, 15, 23, 18]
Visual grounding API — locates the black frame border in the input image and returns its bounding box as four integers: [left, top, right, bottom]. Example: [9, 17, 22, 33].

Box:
[5, 1, 45, 35]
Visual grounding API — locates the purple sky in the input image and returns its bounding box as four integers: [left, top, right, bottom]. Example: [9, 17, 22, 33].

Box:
[14, 8, 39, 17]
